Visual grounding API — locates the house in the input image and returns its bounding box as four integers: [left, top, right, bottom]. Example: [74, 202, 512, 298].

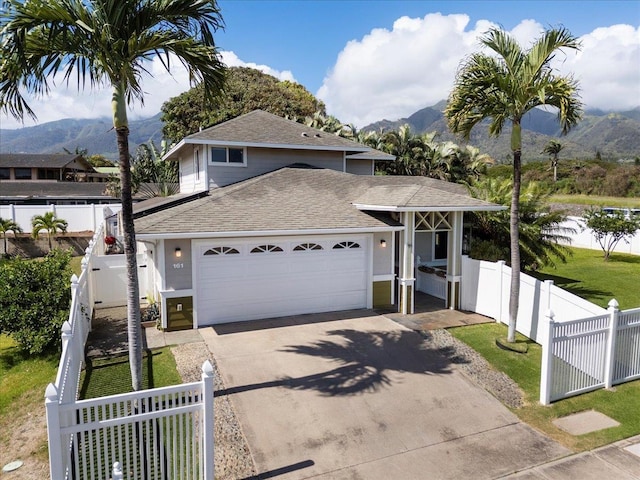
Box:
[0, 153, 119, 205]
[133, 110, 502, 330]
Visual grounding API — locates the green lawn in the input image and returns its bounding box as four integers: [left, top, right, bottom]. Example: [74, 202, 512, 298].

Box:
[449, 323, 640, 452]
[79, 348, 182, 399]
[531, 247, 640, 309]
[550, 194, 640, 208]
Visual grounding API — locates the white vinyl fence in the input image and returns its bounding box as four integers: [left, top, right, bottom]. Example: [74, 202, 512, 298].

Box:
[460, 256, 605, 344]
[559, 216, 640, 255]
[45, 227, 214, 479]
[540, 304, 640, 404]
[460, 255, 640, 405]
[0, 203, 121, 233]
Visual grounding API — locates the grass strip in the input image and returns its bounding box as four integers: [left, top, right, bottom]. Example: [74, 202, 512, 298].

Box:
[449, 323, 640, 452]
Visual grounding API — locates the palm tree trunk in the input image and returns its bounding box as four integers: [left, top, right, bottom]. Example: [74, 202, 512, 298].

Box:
[508, 124, 522, 344]
[114, 84, 143, 391]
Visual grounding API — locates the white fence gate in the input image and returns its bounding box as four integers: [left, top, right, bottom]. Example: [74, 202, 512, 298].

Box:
[45, 227, 214, 479]
[540, 304, 640, 404]
[91, 253, 150, 307]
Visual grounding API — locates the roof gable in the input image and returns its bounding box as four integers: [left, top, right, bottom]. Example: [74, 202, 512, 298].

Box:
[164, 110, 395, 161]
[0, 153, 92, 170]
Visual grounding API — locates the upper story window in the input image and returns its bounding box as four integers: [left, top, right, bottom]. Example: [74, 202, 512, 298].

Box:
[0, 168, 9, 180]
[14, 168, 32, 180]
[210, 146, 245, 166]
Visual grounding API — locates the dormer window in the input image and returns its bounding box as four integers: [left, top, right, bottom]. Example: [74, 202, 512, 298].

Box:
[210, 146, 246, 166]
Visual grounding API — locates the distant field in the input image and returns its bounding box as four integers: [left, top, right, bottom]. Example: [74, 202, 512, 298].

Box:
[550, 194, 640, 208]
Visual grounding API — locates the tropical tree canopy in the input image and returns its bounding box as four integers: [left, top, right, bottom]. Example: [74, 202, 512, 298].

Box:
[31, 212, 68, 251]
[0, 0, 227, 390]
[0, 217, 22, 256]
[161, 66, 325, 143]
[583, 208, 640, 261]
[468, 178, 574, 271]
[445, 27, 582, 343]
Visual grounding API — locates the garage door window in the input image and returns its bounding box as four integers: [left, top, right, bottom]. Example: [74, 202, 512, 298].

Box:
[204, 246, 240, 255]
[293, 243, 323, 251]
[251, 244, 283, 253]
[333, 241, 361, 249]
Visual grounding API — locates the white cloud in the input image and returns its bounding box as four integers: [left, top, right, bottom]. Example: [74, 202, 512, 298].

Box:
[318, 15, 640, 127]
[560, 24, 640, 111]
[0, 50, 296, 130]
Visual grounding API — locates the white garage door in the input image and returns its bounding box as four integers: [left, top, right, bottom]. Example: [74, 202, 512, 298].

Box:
[195, 236, 369, 325]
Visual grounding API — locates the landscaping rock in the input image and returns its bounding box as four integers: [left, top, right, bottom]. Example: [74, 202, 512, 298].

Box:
[421, 329, 525, 409]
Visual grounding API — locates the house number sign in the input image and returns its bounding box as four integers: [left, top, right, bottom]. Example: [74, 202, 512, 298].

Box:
[173, 263, 184, 269]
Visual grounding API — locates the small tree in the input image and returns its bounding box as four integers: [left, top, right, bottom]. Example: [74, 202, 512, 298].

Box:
[542, 140, 564, 182]
[0, 250, 72, 353]
[0, 217, 22, 257]
[32, 212, 68, 252]
[584, 208, 640, 260]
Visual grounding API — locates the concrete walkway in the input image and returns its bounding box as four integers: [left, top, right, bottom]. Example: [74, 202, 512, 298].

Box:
[201, 311, 569, 479]
[505, 435, 640, 479]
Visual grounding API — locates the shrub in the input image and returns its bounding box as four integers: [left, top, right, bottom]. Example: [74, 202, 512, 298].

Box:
[0, 250, 72, 353]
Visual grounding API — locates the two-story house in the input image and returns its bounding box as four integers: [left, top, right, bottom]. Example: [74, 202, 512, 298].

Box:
[132, 110, 502, 330]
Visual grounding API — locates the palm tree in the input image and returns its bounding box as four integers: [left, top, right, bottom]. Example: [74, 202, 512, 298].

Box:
[542, 140, 564, 182]
[445, 27, 582, 343]
[0, 218, 22, 257]
[1, 0, 226, 390]
[468, 178, 575, 270]
[31, 212, 68, 252]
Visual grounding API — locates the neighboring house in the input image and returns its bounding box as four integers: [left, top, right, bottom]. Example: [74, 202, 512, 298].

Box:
[0, 153, 119, 205]
[133, 110, 502, 330]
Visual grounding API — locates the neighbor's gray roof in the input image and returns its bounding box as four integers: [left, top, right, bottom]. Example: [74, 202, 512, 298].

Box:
[0, 153, 91, 170]
[0, 181, 117, 200]
[134, 166, 501, 236]
[164, 110, 395, 160]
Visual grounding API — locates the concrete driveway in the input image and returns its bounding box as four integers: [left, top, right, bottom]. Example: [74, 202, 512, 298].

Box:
[201, 310, 569, 479]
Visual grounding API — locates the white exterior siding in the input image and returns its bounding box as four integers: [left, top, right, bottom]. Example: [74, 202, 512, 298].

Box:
[178, 145, 207, 193]
[207, 147, 344, 188]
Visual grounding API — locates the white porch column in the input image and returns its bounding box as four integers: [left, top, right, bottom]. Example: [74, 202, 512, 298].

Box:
[399, 211, 415, 314]
[446, 211, 463, 310]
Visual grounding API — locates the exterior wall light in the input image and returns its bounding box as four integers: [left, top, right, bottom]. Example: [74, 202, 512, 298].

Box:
[175, 247, 182, 258]
[380, 239, 387, 248]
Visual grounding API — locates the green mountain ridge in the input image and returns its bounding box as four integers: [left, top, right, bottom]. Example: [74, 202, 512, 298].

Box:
[1, 104, 638, 161]
[363, 104, 640, 162]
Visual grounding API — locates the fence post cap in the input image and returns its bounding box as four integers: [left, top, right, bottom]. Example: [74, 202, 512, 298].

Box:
[546, 309, 555, 320]
[202, 360, 214, 376]
[44, 383, 58, 401]
[62, 321, 72, 336]
[70, 274, 79, 285]
[608, 299, 619, 310]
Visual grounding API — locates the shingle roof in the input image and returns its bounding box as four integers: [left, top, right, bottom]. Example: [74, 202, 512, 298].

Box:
[0, 181, 117, 199]
[0, 153, 90, 169]
[134, 166, 501, 236]
[164, 110, 394, 160]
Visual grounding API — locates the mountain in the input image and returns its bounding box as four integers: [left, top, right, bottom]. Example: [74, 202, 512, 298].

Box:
[364, 103, 640, 162]
[0, 114, 163, 160]
[2, 103, 639, 162]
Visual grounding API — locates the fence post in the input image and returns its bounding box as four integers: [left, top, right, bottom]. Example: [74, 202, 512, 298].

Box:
[604, 299, 620, 389]
[112, 461, 124, 480]
[45, 384, 65, 480]
[540, 309, 555, 406]
[201, 360, 215, 480]
[496, 260, 505, 323]
[544, 279, 554, 312]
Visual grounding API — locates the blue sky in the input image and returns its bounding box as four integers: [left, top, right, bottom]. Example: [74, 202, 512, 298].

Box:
[1, 0, 639, 130]
[216, 0, 640, 93]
